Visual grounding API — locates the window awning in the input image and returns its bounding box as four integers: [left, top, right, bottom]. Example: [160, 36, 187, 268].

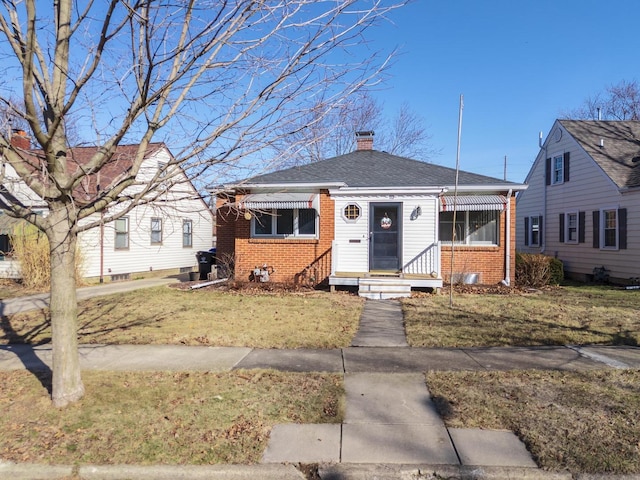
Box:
[240, 192, 319, 211]
[440, 195, 507, 212]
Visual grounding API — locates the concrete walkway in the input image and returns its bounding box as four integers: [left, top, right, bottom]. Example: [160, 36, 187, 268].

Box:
[0, 277, 176, 316]
[261, 300, 539, 471]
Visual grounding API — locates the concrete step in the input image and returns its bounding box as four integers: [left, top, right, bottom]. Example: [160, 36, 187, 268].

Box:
[358, 277, 412, 299]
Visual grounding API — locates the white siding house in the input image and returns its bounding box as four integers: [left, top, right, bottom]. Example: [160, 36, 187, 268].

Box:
[517, 120, 640, 283]
[1, 135, 213, 280]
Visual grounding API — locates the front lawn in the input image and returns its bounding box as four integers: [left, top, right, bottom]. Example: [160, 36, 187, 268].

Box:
[404, 284, 640, 347]
[1, 286, 364, 349]
[0, 370, 343, 465]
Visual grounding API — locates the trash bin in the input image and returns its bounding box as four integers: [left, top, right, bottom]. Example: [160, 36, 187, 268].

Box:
[196, 251, 214, 280]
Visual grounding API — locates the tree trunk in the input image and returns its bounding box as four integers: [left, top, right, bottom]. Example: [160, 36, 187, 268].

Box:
[47, 205, 84, 407]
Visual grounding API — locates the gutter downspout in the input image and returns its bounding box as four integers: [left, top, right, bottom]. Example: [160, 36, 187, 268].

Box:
[502, 189, 513, 286]
[540, 131, 547, 254]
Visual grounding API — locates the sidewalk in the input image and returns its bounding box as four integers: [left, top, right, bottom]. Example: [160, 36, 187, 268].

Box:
[0, 277, 176, 316]
[2, 290, 640, 479]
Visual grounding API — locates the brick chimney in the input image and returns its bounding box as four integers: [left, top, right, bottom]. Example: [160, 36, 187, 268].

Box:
[355, 130, 374, 151]
[10, 130, 31, 150]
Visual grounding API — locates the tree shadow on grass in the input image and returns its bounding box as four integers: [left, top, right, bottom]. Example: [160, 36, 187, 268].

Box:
[0, 304, 52, 394]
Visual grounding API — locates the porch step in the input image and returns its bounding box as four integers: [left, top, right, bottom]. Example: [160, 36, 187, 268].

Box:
[358, 277, 412, 299]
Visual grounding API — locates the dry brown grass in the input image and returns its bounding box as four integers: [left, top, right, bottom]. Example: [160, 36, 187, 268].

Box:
[404, 284, 640, 347]
[0, 369, 343, 465]
[427, 369, 640, 475]
[1, 286, 364, 348]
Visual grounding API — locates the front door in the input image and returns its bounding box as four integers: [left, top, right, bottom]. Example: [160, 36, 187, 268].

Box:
[369, 203, 401, 271]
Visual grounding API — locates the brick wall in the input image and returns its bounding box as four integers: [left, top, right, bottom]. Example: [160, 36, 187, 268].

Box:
[217, 191, 335, 285]
[440, 196, 517, 285]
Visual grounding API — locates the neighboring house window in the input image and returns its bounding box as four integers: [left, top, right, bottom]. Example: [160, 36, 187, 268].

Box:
[566, 212, 578, 243]
[560, 211, 585, 244]
[343, 203, 361, 222]
[439, 210, 499, 245]
[545, 152, 570, 185]
[158, 161, 167, 177]
[593, 208, 627, 250]
[0, 234, 11, 258]
[252, 208, 317, 238]
[115, 217, 129, 249]
[552, 155, 564, 184]
[524, 215, 542, 247]
[183, 220, 193, 247]
[151, 217, 162, 244]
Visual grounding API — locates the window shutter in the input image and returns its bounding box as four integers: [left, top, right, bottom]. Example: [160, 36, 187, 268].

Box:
[619, 208, 627, 249]
[524, 217, 529, 246]
[563, 152, 570, 182]
[592, 210, 600, 248]
[578, 211, 585, 243]
[539, 216, 543, 244]
[559, 213, 565, 242]
[545, 158, 551, 185]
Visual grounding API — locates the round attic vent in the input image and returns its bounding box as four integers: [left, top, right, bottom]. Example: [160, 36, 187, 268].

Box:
[554, 129, 562, 142]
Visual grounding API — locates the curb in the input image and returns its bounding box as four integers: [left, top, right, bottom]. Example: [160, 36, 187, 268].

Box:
[318, 464, 573, 479]
[0, 461, 306, 480]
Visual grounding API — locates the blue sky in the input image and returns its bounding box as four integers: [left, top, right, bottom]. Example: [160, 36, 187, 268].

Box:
[366, 0, 640, 183]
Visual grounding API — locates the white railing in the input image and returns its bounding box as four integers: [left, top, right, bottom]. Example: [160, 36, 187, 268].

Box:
[402, 243, 440, 277]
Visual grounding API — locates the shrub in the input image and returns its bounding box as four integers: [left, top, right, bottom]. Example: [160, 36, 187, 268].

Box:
[10, 223, 85, 289]
[516, 252, 563, 288]
[548, 257, 564, 285]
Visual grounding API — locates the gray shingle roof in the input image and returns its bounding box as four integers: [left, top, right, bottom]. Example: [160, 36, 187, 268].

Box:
[559, 120, 640, 189]
[243, 150, 518, 188]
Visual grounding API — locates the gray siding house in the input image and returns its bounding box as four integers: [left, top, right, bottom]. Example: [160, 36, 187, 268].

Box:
[516, 120, 640, 283]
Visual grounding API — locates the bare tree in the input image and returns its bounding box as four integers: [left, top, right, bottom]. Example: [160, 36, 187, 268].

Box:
[562, 79, 640, 120]
[274, 90, 434, 166]
[0, 0, 404, 407]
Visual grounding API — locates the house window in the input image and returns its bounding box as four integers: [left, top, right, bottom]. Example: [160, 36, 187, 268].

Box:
[252, 208, 317, 238]
[603, 209, 618, 248]
[566, 212, 578, 243]
[552, 155, 564, 184]
[151, 217, 162, 244]
[439, 210, 499, 245]
[530, 216, 540, 246]
[115, 217, 129, 249]
[183, 220, 193, 247]
[343, 203, 361, 221]
[0, 234, 11, 258]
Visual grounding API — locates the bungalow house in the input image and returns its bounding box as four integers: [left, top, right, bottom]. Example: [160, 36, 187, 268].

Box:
[1, 131, 213, 280]
[516, 120, 640, 284]
[214, 132, 527, 298]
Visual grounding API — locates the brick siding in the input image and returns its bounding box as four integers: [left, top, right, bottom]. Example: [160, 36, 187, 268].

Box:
[216, 190, 335, 285]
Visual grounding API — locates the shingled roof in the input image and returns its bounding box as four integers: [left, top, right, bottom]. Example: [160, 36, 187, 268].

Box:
[559, 120, 640, 189]
[242, 150, 519, 189]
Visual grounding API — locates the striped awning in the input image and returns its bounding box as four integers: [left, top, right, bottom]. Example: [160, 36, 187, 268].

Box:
[440, 195, 507, 212]
[240, 192, 319, 211]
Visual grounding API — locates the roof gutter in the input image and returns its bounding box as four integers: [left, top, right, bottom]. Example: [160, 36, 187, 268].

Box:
[330, 186, 448, 196]
[212, 182, 347, 192]
[444, 184, 528, 193]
